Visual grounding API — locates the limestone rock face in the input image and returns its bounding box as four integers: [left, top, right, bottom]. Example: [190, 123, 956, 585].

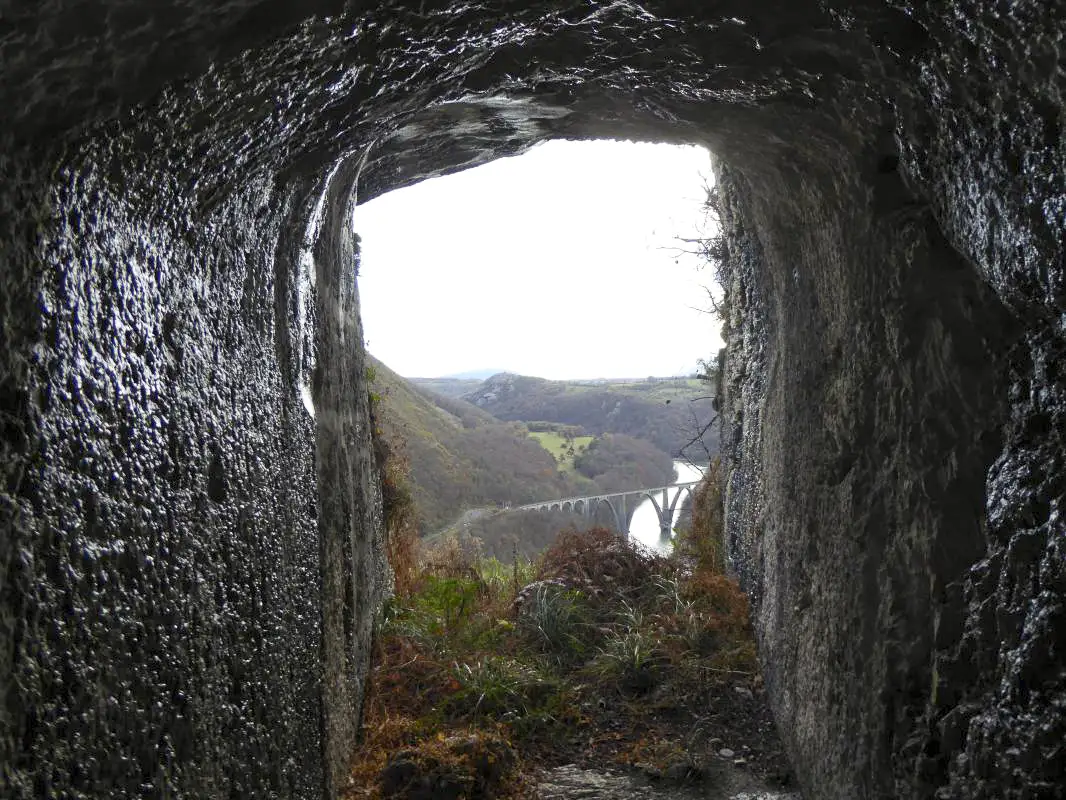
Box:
[0, 2, 1062, 799]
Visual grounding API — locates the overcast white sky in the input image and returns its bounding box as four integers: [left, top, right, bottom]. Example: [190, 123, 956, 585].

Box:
[354, 139, 723, 380]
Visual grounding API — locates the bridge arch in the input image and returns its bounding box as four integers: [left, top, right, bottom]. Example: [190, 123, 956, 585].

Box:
[669, 485, 696, 518]
[638, 484, 698, 542]
[640, 491, 664, 517]
[592, 496, 626, 535]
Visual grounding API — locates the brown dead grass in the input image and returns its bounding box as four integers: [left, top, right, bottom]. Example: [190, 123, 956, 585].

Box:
[537, 526, 670, 605]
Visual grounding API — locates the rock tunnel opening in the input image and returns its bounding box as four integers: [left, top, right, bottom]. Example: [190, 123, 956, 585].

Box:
[331, 108, 1021, 797]
[348, 137, 724, 554]
[2, 3, 1063, 799]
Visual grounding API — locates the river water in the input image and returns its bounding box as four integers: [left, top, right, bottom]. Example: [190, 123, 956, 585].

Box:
[628, 460, 706, 552]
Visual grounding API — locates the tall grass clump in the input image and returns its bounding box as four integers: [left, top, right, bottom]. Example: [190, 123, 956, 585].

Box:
[351, 528, 549, 798]
[588, 599, 669, 694]
[516, 582, 591, 664]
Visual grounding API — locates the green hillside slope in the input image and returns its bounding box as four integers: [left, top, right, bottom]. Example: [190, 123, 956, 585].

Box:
[369, 356, 588, 531]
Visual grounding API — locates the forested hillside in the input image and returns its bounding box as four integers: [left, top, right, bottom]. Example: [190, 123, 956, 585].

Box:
[461, 372, 719, 457]
[573, 433, 675, 492]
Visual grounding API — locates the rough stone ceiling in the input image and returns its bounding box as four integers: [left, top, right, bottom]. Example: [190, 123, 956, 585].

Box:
[5, 1, 903, 206]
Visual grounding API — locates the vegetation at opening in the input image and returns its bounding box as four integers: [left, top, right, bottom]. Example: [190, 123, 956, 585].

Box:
[663, 180, 729, 464]
[347, 456, 792, 798]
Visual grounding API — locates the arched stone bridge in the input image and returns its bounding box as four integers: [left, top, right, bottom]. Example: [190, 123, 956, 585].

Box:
[516, 481, 699, 540]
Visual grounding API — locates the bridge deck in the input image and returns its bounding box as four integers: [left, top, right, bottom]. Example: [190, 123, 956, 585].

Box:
[515, 481, 700, 510]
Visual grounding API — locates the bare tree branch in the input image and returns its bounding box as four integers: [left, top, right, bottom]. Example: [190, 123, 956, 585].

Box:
[678, 405, 719, 466]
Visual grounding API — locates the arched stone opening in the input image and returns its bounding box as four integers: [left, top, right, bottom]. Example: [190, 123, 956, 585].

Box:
[1, 4, 1062, 799]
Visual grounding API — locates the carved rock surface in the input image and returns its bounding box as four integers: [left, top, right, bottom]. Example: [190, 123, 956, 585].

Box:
[0, 2, 1062, 799]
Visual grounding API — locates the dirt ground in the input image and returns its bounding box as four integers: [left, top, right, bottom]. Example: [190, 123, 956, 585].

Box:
[519, 669, 799, 797]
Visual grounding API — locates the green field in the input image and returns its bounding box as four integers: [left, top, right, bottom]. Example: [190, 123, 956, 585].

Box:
[528, 431, 594, 473]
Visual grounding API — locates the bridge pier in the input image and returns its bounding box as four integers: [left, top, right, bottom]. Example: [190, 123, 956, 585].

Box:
[660, 488, 672, 541]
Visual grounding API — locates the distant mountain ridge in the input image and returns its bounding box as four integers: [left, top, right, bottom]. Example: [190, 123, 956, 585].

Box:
[441, 367, 509, 380]
[409, 376, 483, 399]
[410, 371, 712, 401]
[461, 372, 719, 458]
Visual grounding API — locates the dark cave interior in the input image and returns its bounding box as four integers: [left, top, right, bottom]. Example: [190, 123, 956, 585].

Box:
[0, 2, 1063, 798]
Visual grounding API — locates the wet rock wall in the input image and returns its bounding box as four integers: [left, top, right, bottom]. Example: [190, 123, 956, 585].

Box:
[889, 4, 1066, 797]
[0, 124, 385, 797]
[719, 4, 1065, 797]
[717, 108, 1019, 797]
